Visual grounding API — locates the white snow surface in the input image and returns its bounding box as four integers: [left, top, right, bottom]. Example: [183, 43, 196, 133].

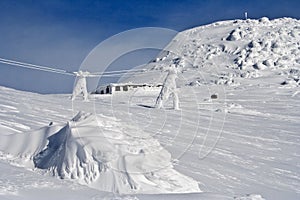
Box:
[4, 111, 199, 194]
[0, 17, 300, 199]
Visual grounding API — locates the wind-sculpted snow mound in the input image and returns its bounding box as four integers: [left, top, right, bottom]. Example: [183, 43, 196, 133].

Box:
[0, 111, 200, 194]
[33, 118, 103, 182]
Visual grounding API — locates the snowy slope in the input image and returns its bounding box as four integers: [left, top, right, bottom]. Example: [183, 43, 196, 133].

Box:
[0, 17, 300, 200]
[124, 17, 300, 88]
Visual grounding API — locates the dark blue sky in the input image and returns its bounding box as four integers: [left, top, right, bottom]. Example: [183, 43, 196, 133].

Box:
[0, 0, 299, 93]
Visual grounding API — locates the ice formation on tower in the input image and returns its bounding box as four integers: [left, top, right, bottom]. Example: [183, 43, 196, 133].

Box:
[71, 71, 90, 101]
[155, 65, 179, 110]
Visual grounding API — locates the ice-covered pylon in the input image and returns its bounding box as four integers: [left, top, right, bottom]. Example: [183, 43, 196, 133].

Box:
[156, 65, 179, 110]
[71, 71, 90, 101]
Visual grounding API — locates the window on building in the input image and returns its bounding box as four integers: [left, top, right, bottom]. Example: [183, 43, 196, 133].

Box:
[123, 86, 128, 91]
[115, 86, 120, 91]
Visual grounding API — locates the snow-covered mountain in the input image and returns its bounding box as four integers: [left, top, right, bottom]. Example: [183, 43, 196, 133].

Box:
[125, 17, 300, 88]
[0, 17, 300, 200]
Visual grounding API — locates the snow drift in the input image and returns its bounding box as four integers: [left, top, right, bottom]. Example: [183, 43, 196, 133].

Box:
[0, 111, 200, 194]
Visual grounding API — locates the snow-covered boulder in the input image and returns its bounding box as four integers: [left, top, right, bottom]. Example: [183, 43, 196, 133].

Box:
[226, 28, 244, 41]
